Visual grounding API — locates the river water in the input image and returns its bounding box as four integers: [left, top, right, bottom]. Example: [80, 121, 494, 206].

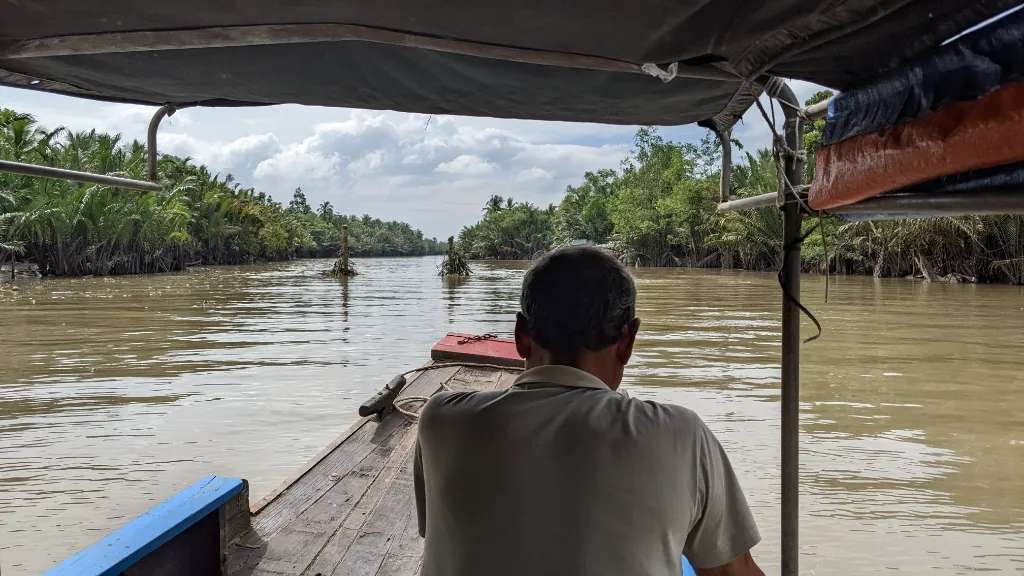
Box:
[0, 256, 1021, 574]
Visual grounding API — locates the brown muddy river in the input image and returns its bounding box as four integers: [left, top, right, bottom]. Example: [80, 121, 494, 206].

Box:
[1, 257, 1022, 574]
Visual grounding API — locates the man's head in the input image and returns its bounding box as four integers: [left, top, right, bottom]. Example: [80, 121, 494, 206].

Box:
[515, 246, 640, 389]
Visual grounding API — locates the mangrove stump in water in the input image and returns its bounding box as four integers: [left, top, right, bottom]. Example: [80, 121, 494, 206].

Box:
[439, 236, 471, 277]
[326, 224, 358, 277]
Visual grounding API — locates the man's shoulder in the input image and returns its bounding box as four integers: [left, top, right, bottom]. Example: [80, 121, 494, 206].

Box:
[418, 386, 708, 438]
[615, 394, 708, 434]
[418, 389, 504, 425]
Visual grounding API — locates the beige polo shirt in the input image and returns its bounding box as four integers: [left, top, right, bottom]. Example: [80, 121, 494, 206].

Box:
[414, 365, 760, 576]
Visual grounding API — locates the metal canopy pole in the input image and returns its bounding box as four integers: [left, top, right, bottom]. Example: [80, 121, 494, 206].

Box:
[715, 187, 1024, 217]
[147, 105, 177, 182]
[803, 98, 830, 121]
[770, 80, 804, 576]
[717, 192, 777, 212]
[0, 158, 162, 192]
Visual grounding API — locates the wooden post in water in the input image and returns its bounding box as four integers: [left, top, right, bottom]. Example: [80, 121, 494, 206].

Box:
[9, 250, 14, 281]
[341, 224, 350, 272]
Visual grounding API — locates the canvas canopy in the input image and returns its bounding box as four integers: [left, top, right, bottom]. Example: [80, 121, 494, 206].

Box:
[0, 1, 1019, 127]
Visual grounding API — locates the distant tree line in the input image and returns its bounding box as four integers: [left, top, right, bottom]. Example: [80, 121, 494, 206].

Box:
[0, 108, 443, 277]
[457, 91, 1024, 284]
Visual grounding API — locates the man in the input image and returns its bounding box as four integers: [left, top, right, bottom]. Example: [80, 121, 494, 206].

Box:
[414, 247, 763, 576]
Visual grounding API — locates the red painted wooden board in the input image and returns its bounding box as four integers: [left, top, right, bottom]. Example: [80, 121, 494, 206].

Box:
[430, 333, 524, 368]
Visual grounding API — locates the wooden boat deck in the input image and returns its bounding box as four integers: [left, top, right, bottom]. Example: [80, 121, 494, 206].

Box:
[225, 363, 519, 576]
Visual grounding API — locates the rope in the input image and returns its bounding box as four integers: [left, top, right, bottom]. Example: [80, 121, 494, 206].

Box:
[456, 333, 497, 345]
[391, 362, 525, 419]
[778, 222, 824, 344]
[749, 79, 826, 343]
[819, 210, 830, 304]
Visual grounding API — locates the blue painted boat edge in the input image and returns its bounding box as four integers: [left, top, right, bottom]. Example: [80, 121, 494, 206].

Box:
[682, 555, 696, 576]
[44, 474, 245, 576]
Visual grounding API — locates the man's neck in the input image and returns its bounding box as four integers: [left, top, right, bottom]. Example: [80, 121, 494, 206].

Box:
[525, 354, 622, 391]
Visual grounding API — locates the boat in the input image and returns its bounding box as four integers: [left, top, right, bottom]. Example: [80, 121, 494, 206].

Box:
[6, 2, 1024, 575]
[45, 333, 699, 576]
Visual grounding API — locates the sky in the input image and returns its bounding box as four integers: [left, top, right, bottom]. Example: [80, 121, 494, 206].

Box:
[0, 81, 823, 240]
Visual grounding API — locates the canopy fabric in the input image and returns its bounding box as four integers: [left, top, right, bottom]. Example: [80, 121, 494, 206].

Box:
[0, 1, 1019, 126]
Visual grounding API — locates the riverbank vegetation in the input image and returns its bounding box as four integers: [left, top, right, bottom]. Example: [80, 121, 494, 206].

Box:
[0, 109, 443, 277]
[456, 91, 1024, 284]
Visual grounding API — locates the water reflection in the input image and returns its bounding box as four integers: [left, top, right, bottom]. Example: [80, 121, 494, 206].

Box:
[0, 259, 1021, 574]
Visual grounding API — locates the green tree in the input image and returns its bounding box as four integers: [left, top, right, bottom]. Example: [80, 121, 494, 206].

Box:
[288, 187, 311, 214]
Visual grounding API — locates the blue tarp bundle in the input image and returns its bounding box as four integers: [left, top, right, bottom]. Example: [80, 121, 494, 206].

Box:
[823, 8, 1024, 147]
[905, 162, 1024, 195]
[814, 7, 1024, 215]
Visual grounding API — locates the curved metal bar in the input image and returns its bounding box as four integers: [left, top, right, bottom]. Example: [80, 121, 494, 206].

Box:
[147, 105, 177, 182]
[716, 192, 776, 212]
[0, 159, 162, 192]
[803, 98, 830, 121]
[832, 188, 1024, 216]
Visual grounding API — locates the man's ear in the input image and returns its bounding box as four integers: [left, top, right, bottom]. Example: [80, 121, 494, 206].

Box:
[615, 318, 641, 365]
[514, 312, 532, 360]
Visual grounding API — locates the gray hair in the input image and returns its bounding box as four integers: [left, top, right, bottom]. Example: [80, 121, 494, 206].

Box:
[520, 246, 636, 361]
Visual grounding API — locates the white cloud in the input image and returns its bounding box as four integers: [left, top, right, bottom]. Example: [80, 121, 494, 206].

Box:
[435, 154, 497, 175]
[516, 167, 554, 182]
[161, 132, 282, 180]
[348, 150, 386, 175]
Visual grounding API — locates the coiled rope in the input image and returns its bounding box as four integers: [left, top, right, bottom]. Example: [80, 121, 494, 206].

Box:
[392, 362, 525, 419]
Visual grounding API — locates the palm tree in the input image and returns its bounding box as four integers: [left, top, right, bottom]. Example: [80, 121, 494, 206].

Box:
[483, 194, 504, 216]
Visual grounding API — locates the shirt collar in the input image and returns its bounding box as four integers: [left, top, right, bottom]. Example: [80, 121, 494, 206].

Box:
[513, 364, 611, 391]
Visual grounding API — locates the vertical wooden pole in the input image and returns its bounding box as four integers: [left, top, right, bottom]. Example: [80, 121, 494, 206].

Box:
[776, 81, 804, 576]
[717, 126, 732, 203]
[10, 250, 15, 281]
[341, 224, 349, 272]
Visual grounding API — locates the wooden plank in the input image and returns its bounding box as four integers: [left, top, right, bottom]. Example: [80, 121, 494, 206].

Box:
[301, 429, 420, 575]
[250, 418, 372, 515]
[446, 364, 499, 392]
[495, 369, 519, 391]
[226, 366, 460, 575]
[251, 422, 417, 575]
[226, 364, 511, 576]
[219, 482, 254, 565]
[227, 419, 412, 575]
[249, 418, 399, 537]
[323, 438, 420, 576]
[46, 476, 243, 576]
[373, 505, 423, 576]
[250, 367, 436, 514]
[301, 367, 471, 575]
[249, 366, 454, 532]
[123, 512, 219, 576]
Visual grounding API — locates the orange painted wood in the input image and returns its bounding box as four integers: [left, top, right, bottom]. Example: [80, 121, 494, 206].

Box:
[810, 82, 1024, 210]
